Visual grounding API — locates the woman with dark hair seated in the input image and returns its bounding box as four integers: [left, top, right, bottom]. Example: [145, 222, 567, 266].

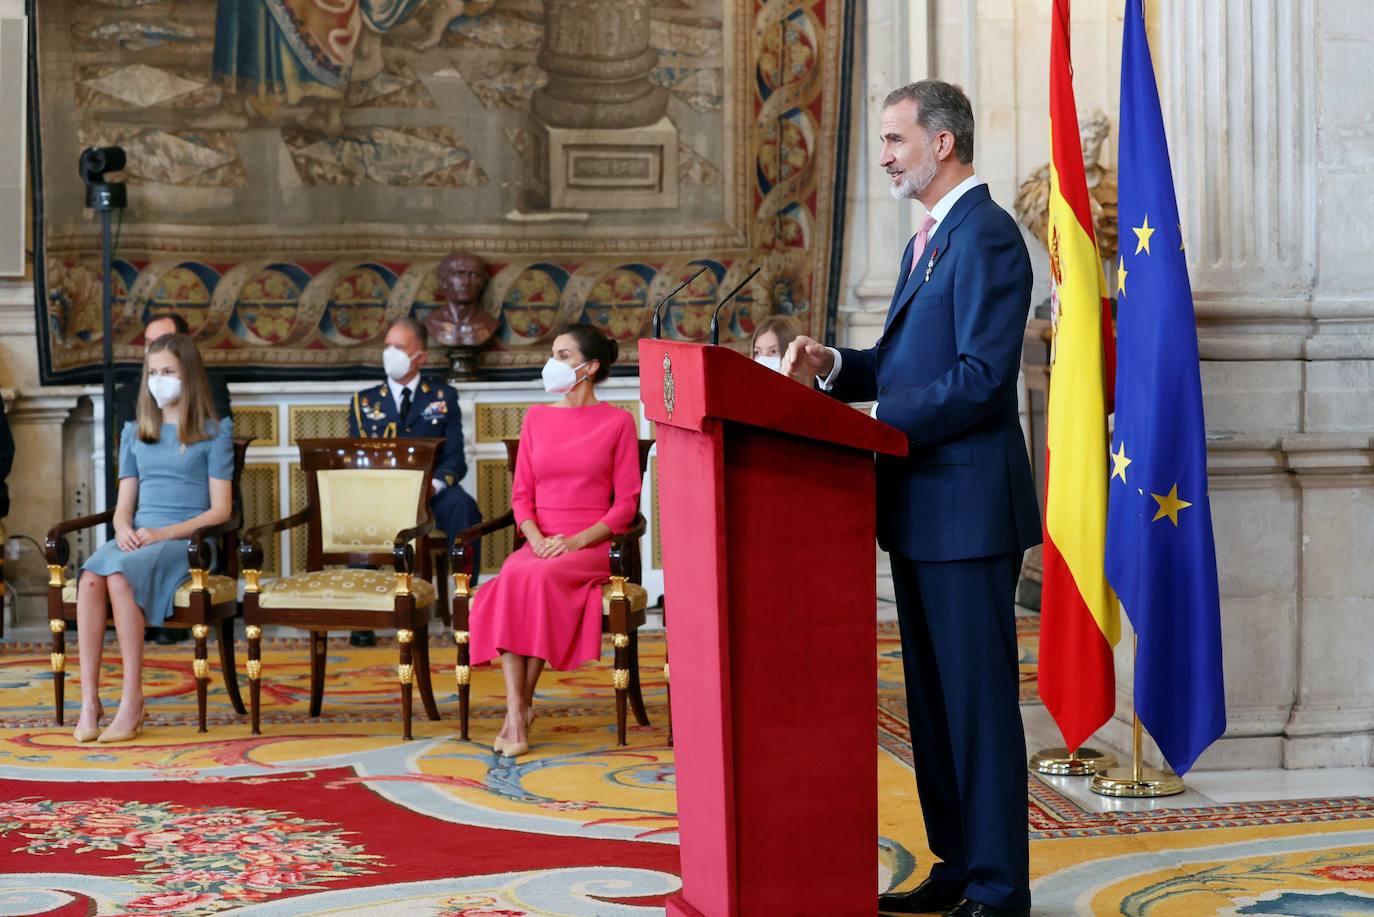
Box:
[469, 323, 642, 757]
[71, 334, 234, 743]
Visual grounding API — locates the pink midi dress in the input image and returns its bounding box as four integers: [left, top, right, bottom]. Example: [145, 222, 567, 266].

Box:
[469, 402, 642, 671]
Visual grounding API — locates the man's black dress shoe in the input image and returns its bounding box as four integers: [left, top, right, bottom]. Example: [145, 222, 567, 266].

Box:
[349, 630, 377, 648]
[947, 899, 1030, 917]
[155, 628, 188, 645]
[878, 878, 964, 914]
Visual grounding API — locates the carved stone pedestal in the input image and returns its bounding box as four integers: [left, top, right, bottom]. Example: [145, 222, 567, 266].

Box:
[542, 118, 679, 211]
[447, 343, 486, 382]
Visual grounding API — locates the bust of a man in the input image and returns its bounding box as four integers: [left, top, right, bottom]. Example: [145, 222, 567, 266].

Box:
[424, 251, 499, 347]
[1014, 107, 1119, 262]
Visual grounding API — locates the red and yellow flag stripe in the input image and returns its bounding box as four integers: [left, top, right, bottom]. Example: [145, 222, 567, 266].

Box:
[1039, 0, 1119, 752]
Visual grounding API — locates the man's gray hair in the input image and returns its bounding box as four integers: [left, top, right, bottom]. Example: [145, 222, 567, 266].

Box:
[883, 80, 975, 165]
[385, 315, 429, 350]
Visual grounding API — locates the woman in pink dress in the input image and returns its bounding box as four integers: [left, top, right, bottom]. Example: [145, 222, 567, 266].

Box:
[470, 324, 642, 757]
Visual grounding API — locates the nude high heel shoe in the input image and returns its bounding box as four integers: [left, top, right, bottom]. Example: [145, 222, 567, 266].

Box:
[72, 702, 104, 743]
[97, 705, 147, 743]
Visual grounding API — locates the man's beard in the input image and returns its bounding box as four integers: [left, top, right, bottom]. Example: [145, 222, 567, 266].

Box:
[889, 142, 939, 201]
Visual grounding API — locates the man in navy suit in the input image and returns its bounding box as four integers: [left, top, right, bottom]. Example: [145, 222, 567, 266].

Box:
[347, 316, 481, 646]
[786, 81, 1040, 917]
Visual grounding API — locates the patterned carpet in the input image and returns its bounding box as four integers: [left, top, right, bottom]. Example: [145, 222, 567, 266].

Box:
[0, 623, 1370, 915]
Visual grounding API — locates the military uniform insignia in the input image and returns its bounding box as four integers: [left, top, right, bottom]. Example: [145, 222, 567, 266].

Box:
[422, 400, 448, 420]
[365, 402, 387, 422]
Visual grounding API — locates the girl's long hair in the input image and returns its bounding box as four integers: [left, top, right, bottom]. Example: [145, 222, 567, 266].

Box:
[137, 333, 218, 445]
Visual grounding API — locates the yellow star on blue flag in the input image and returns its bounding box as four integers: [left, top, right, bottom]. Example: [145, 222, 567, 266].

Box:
[1104, 0, 1225, 778]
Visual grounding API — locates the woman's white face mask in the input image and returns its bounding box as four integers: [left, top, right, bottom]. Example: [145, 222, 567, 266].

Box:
[541, 357, 589, 394]
[754, 354, 784, 373]
[147, 374, 182, 408]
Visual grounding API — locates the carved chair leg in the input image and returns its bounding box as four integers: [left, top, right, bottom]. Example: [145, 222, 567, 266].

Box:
[192, 622, 210, 733]
[218, 617, 246, 715]
[309, 631, 328, 718]
[399, 628, 415, 741]
[414, 626, 441, 721]
[608, 588, 631, 746]
[454, 591, 471, 741]
[50, 613, 68, 726]
[246, 620, 262, 735]
[627, 631, 650, 727]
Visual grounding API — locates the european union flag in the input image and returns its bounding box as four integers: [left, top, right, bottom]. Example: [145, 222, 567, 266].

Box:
[1104, 0, 1225, 776]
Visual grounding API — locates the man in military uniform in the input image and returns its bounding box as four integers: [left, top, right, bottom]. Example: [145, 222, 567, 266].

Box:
[347, 316, 481, 646]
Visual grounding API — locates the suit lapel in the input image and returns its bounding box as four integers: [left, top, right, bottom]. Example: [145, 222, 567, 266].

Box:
[882, 185, 990, 336]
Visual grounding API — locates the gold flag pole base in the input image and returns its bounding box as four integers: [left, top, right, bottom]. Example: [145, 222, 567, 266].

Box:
[1029, 746, 1118, 776]
[1090, 635, 1186, 798]
[1090, 764, 1184, 798]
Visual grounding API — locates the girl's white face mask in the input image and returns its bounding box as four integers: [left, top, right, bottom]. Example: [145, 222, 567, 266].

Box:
[755, 354, 783, 373]
[541, 358, 588, 394]
[147, 375, 182, 408]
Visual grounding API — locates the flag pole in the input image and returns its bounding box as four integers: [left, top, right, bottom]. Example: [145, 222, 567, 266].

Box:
[1090, 635, 1184, 797]
[1030, 743, 1117, 777]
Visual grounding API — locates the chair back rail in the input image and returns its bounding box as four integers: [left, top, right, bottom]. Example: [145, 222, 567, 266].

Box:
[296, 437, 442, 574]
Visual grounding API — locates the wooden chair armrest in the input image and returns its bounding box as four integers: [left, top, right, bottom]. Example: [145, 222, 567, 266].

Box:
[186, 509, 242, 571]
[45, 508, 117, 566]
[448, 511, 517, 576]
[240, 507, 310, 570]
[608, 513, 647, 579]
[393, 515, 436, 573]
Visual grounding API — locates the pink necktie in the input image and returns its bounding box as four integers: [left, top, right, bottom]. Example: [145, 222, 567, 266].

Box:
[909, 215, 937, 280]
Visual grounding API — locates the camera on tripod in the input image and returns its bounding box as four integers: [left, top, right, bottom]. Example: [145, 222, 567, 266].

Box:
[79, 146, 127, 211]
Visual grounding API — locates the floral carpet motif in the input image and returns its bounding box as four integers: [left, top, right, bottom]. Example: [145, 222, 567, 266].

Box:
[1, 627, 1372, 915]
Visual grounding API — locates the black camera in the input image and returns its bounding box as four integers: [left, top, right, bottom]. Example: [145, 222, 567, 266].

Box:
[78, 146, 128, 211]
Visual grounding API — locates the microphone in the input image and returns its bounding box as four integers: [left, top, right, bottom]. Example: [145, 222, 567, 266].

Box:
[652, 264, 710, 339]
[709, 266, 761, 346]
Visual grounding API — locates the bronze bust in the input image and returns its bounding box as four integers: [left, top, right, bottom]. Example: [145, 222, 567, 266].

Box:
[424, 251, 499, 348]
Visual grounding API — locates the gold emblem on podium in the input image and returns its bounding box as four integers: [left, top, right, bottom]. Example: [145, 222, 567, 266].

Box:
[663, 353, 675, 419]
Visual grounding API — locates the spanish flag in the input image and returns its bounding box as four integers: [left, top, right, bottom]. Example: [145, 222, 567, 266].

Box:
[1038, 0, 1120, 753]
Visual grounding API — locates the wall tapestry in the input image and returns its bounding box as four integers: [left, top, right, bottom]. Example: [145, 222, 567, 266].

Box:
[30, 0, 855, 381]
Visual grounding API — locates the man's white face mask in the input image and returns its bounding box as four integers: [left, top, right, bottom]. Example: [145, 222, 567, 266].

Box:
[382, 346, 413, 381]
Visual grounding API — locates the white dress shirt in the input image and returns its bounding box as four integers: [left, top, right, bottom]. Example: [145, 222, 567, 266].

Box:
[387, 375, 446, 492]
[821, 174, 986, 413]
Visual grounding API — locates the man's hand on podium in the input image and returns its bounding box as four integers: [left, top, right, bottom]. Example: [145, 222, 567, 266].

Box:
[782, 335, 834, 383]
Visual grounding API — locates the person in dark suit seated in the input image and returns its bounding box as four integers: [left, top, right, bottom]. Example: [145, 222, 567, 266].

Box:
[115, 313, 232, 645]
[347, 316, 481, 647]
[786, 80, 1040, 917]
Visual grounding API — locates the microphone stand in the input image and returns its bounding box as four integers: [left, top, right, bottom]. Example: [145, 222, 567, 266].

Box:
[651, 264, 709, 339]
[709, 267, 761, 346]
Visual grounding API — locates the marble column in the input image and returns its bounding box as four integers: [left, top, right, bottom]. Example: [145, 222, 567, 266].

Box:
[4, 388, 84, 625]
[1103, 1, 1374, 769]
[531, 0, 666, 130]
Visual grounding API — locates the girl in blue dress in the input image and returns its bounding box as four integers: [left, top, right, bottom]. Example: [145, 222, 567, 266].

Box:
[72, 334, 235, 743]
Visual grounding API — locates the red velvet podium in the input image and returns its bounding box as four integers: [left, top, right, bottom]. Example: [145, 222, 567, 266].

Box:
[640, 340, 907, 917]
